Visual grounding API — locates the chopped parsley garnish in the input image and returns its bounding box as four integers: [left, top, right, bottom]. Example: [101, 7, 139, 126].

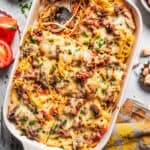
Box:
[95, 87, 98, 93]
[76, 48, 81, 51]
[59, 145, 64, 149]
[29, 120, 35, 126]
[60, 76, 64, 81]
[108, 62, 113, 68]
[21, 118, 27, 124]
[51, 124, 60, 134]
[36, 128, 42, 132]
[30, 37, 38, 44]
[77, 61, 82, 68]
[20, 2, 32, 17]
[51, 65, 56, 72]
[49, 39, 54, 43]
[82, 32, 88, 37]
[97, 38, 107, 49]
[54, 124, 60, 130]
[68, 49, 72, 54]
[101, 90, 106, 96]
[61, 119, 67, 125]
[96, 48, 100, 52]
[9, 26, 16, 31]
[83, 41, 90, 46]
[39, 63, 44, 67]
[21, 130, 26, 136]
[114, 41, 120, 46]
[80, 110, 84, 115]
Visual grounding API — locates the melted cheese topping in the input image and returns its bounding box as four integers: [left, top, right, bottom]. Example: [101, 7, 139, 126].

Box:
[8, 0, 135, 149]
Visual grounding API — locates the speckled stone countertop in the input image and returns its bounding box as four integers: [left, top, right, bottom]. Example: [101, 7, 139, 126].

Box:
[0, 0, 150, 150]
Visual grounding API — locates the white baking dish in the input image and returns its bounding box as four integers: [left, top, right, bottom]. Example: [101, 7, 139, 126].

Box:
[3, 0, 142, 150]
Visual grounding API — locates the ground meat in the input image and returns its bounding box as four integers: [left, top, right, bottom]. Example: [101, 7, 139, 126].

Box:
[64, 106, 78, 116]
[76, 68, 90, 80]
[90, 104, 101, 118]
[31, 29, 43, 42]
[56, 129, 71, 138]
[24, 69, 49, 88]
[114, 4, 124, 15]
[83, 18, 102, 29]
[104, 23, 115, 34]
[72, 139, 83, 150]
[26, 127, 39, 141]
[96, 9, 108, 18]
[8, 106, 19, 122]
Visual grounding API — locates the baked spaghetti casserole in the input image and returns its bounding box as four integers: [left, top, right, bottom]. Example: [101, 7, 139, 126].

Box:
[8, 0, 136, 149]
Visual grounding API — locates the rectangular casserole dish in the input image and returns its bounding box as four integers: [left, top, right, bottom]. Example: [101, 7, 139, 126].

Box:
[3, 0, 142, 150]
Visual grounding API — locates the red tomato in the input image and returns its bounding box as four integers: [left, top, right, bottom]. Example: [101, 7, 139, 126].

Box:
[100, 126, 107, 135]
[41, 110, 51, 120]
[94, 133, 102, 141]
[0, 40, 13, 69]
[49, 107, 57, 115]
[0, 16, 18, 44]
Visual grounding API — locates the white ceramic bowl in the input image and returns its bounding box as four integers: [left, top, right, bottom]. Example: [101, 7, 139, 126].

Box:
[140, 0, 150, 13]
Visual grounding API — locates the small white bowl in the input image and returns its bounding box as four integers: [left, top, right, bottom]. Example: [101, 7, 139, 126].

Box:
[140, 0, 150, 13]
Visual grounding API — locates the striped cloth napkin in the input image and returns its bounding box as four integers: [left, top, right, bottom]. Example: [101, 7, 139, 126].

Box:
[104, 99, 150, 150]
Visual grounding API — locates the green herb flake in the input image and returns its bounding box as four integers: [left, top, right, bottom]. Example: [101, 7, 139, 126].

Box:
[21, 118, 27, 124]
[29, 120, 35, 126]
[101, 90, 106, 96]
[51, 65, 56, 72]
[80, 110, 84, 115]
[61, 119, 67, 125]
[68, 49, 72, 55]
[60, 76, 64, 81]
[21, 130, 26, 136]
[76, 61, 82, 68]
[59, 145, 64, 149]
[20, 2, 32, 17]
[83, 41, 90, 46]
[54, 124, 60, 130]
[51, 130, 56, 134]
[108, 62, 112, 68]
[30, 37, 38, 44]
[114, 41, 120, 46]
[51, 124, 60, 134]
[97, 38, 107, 48]
[76, 48, 81, 51]
[82, 32, 88, 37]
[95, 87, 98, 93]
[95, 48, 100, 52]
[36, 128, 42, 132]
[9, 26, 16, 31]
[39, 63, 44, 67]
[49, 39, 54, 43]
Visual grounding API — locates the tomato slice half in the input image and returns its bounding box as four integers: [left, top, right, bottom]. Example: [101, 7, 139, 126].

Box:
[0, 40, 13, 69]
[0, 16, 18, 44]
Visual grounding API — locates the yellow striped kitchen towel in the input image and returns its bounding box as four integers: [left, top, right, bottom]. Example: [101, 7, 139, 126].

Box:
[104, 99, 150, 150]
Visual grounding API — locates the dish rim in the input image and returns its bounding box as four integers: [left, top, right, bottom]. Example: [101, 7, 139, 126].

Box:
[140, 0, 150, 13]
[3, 0, 143, 150]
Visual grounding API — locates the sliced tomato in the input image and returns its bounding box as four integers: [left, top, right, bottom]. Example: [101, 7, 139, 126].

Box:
[94, 133, 102, 141]
[0, 16, 18, 44]
[41, 110, 51, 120]
[0, 40, 13, 69]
